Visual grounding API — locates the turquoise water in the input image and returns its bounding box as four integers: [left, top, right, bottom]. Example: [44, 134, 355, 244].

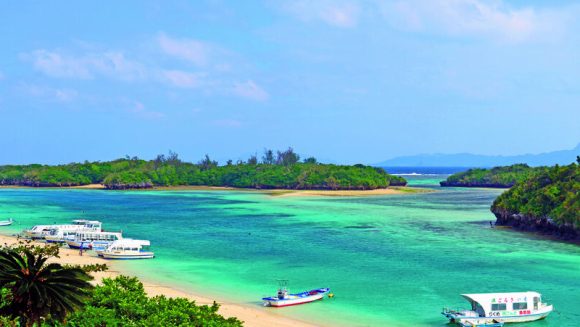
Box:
[0, 176, 579, 326]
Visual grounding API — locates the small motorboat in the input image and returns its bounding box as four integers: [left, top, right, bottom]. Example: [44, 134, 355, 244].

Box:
[262, 280, 330, 307]
[0, 218, 13, 226]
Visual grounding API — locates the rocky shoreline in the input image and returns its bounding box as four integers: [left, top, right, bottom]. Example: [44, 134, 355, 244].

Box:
[440, 181, 512, 188]
[492, 207, 579, 241]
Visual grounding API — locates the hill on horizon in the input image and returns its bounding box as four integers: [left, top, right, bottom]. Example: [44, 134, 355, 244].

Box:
[376, 143, 580, 167]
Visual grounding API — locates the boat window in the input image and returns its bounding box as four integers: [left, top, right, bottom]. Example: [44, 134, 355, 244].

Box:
[491, 303, 506, 311]
[512, 302, 527, 310]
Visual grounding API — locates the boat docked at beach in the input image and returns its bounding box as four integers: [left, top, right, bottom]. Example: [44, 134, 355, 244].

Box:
[262, 281, 330, 307]
[0, 218, 13, 226]
[101, 239, 154, 259]
[66, 231, 123, 249]
[442, 292, 553, 324]
[25, 219, 102, 239]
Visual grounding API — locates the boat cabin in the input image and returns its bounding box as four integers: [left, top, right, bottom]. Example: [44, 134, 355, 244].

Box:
[462, 292, 543, 317]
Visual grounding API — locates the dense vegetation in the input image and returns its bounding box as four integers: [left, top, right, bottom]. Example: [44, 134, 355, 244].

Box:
[491, 161, 579, 231]
[0, 148, 406, 190]
[440, 164, 545, 188]
[0, 243, 242, 326]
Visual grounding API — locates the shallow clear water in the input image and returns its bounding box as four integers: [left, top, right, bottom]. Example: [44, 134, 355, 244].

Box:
[0, 176, 578, 326]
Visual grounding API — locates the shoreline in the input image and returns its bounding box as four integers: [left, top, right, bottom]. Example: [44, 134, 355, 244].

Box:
[0, 184, 432, 197]
[0, 233, 317, 327]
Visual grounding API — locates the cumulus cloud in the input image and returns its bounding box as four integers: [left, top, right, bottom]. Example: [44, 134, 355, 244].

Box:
[283, 0, 360, 28]
[24, 49, 145, 80]
[232, 80, 269, 101]
[157, 33, 210, 66]
[381, 0, 538, 42]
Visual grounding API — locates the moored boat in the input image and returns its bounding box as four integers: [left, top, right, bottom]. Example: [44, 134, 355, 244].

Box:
[101, 239, 154, 259]
[66, 231, 123, 249]
[24, 219, 102, 239]
[0, 218, 13, 226]
[443, 292, 553, 324]
[262, 281, 330, 307]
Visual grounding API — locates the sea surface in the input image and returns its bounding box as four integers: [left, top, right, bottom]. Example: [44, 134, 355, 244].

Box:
[1, 174, 579, 326]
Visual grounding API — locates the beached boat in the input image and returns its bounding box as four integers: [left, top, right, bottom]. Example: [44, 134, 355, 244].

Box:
[442, 292, 553, 324]
[0, 218, 13, 226]
[262, 281, 330, 307]
[66, 231, 123, 249]
[25, 219, 102, 240]
[101, 239, 154, 259]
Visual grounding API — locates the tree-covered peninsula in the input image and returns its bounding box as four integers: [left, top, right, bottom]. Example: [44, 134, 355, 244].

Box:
[491, 161, 579, 240]
[440, 164, 545, 188]
[0, 148, 406, 190]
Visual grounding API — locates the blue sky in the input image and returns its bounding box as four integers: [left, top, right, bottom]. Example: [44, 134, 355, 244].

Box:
[1, 0, 579, 164]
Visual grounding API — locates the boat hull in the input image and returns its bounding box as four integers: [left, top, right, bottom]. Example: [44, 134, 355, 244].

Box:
[0, 221, 12, 226]
[451, 306, 553, 324]
[102, 252, 155, 260]
[263, 288, 330, 307]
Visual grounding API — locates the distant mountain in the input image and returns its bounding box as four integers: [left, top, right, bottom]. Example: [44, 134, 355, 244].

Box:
[376, 143, 580, 167]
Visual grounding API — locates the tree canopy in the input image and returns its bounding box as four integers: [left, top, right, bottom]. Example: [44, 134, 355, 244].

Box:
[0, 149, 406, 190]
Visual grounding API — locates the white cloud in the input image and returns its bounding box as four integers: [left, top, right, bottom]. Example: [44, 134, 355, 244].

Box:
[157, 33, 210, 66]
[162, 70, 204, 88]
[232, 80, 269, 101]
[128, 100, 165, 119]
[283, 0, 360, 28]
[24, 49, 145, 80]
[381, 0, 538, 42]
[19, 83, 78, 103]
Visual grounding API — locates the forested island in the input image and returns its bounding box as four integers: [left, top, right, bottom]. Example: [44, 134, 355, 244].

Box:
[491, 161, 579, 240]
[0, 148, 406, 190]
[440, 164, 544, 188]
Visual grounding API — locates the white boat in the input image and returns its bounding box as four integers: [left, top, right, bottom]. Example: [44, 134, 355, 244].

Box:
[25, 219, 102, 240]
[0, 218, 13, 226]
[262, 281, 331, 307]
[442, 292, 553, 324]
[101, 239, 154, 259]
[66, 231, 123, 249]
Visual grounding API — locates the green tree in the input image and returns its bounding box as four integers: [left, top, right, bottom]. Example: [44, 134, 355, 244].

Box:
[0, 250, 93, 326]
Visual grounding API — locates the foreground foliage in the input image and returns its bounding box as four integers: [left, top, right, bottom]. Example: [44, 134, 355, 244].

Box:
[0, 243, 243, 326]
[492, 162, 579, 228]
[64, 276, 243, 327]
[0, 249, 93, 326]
[440, 164, 546, 188]
[0, 149, 406, 190]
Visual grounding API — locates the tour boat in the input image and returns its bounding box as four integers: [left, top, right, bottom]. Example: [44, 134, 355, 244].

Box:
[25, 220, 102, 240]
[0, 218, 13, 226]
[442, 292, 553, 324]
[262, 281, 330, 307]
[66, 231, 123, 249]
[101, 239, 154, 259]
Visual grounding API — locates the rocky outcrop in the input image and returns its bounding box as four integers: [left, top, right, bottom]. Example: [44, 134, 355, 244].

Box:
[0, 180, 84, 187]
[492, 207, 579, 241]
[104, 182, 154, 190]
[440, 181, 513, 188]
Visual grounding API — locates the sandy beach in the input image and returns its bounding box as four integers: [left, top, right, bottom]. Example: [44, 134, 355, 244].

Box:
[1, 184, 431, 197]
[0, 234, 316, 327]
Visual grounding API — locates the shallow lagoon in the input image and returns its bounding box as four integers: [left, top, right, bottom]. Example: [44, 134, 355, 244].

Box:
[1, 176, 579, 326]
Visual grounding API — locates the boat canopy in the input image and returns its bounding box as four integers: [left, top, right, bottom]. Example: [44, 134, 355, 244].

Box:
[110, 239, 150, 247]
[461, 292, 542, 315]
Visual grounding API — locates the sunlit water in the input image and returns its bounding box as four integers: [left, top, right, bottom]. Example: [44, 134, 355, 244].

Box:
[0, 176, 578, 326]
